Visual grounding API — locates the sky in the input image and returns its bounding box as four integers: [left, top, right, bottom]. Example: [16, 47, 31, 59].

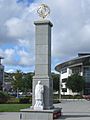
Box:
[0, 0, 90, 73]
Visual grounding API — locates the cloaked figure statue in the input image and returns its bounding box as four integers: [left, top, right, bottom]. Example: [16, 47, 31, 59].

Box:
[34, 81, 44, 110]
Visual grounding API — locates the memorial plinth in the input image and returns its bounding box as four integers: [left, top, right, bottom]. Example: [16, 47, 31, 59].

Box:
[20, 108, 62, 120]
[20, 6, 62, 119]
[33, 20, 53, 110]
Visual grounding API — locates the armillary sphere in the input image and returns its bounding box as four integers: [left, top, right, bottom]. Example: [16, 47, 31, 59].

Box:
[37, 4, 50, 19]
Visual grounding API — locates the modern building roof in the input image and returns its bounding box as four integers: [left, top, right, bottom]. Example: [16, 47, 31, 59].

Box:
[55, 54, 90, 72]
[0, 56, 4, 59]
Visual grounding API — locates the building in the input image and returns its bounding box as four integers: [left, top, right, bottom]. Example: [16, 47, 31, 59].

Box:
[55, 53, 90, 95]
[0, 57, 4, 90]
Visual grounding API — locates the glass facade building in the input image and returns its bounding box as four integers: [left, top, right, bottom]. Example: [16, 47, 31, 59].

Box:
[55, 53, 90, 95]
[83, 67, 90, 95]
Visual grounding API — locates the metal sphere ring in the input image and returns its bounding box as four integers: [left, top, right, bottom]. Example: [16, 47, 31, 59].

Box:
[37, 4, 50, 19]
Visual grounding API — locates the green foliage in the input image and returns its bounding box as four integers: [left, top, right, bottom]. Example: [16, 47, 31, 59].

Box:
[53, 94, 60, 103]
[0, 81, 2, 90]
[12, 70, 33, 93]
[19, 97, 31, 104]
[66, 74, 85, 93]
[52, 73, 59, 91]
[12, 70, 23, 91]
[0, 91, 10, 103]
[61, 95, 82, 99]
[22, 73, 33, 92]
[7, 97, 19, 104]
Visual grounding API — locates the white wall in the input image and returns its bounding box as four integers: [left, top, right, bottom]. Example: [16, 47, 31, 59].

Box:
[60, 68, 74, 95]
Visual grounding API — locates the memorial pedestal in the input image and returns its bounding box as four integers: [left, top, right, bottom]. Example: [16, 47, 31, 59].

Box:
[20, 6, 62, 120]
[20, 107, 62, 120]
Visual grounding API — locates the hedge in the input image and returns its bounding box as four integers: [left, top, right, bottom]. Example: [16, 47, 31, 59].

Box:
[0, 91, 10, 103]
[19, 97, 31, 104]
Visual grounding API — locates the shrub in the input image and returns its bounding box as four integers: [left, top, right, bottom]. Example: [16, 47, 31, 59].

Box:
[53, 99, 61, 103]
[74, 95, 82, 99]
[19, 97, 30, 104]
[53, 94, 59, 100]
[61, 95, 82, 99]
[7, 97, 19, 104]
[61, 95, 73, 99]
[0, 91, 10, 103]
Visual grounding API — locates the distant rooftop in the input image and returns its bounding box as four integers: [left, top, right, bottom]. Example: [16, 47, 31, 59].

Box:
[0, 56, 4, 59]
[0, 57, 4, 64]
[55, 53, 90, 72]
[78, 53, 90, 57]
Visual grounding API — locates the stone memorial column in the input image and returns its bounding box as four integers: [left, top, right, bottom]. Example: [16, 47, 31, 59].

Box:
[20, 5, 62, 120]
[32, 20, 53, 109]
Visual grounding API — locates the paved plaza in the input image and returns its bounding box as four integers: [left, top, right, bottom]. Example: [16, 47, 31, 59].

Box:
[55, 99, 90, 120]
[0, 100, 90, 120]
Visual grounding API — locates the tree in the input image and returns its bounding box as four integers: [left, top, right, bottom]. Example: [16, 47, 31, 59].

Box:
[52, 73, 59, 91]
[0, 91, 9, 103]
[12, 70, 23, 98]
[12, 71, 34, 97]
[22, 73, 33, 93]
[0, 81, 2, 90]
[66, 73, 85, 94]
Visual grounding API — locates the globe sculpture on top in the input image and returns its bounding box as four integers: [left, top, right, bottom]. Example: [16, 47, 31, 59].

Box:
[37, 4, 50, 19]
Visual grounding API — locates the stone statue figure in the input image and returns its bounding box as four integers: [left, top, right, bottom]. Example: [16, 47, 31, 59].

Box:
[34, 81, 44, 110]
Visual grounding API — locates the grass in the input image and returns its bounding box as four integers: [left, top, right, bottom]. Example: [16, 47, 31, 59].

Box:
[0, 104, 31, 112]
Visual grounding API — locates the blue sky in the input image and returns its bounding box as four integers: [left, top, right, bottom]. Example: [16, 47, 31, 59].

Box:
[0, 0, 90, 73]
[16, 0, 35, 6]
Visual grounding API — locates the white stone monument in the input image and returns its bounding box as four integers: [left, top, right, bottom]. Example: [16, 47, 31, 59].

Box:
[20, 4, 62, 120]
[32, 4, 53, 110]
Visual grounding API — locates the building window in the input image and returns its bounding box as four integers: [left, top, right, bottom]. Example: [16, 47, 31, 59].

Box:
[71, 66, 81, 74]
[84, 67, 90, 82]
[62, 88, 67, 92]
[85, 83, 90, 88]
[62, 78, 67, 83]
[84, 88, 90, 95]
[61, 68, 67, 74]
[83, 67, 90, 95]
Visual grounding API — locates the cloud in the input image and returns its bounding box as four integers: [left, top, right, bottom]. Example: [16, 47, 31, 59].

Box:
[0, 0, 36, 70]
[0, 0, 36, 45]
[35, 0, 90, 66]
[0, 47, 34, 67]
[0, 48, 16, 65]
[0, 0, 22, 45]
[49, 0, 90, 60]
[18, 39, 30, 48]
[5, 17, 32, 37]
[80, 24, 90, 41]
[18, 49, 34, 66]
[0, 0, 90, 72]
[5, 69, 15, 73]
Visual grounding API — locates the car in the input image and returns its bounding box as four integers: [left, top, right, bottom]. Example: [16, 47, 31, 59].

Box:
[82, 95, 90, 100]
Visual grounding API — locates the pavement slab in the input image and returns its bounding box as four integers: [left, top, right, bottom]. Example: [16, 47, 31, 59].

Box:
[0, 100, 90, 120]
